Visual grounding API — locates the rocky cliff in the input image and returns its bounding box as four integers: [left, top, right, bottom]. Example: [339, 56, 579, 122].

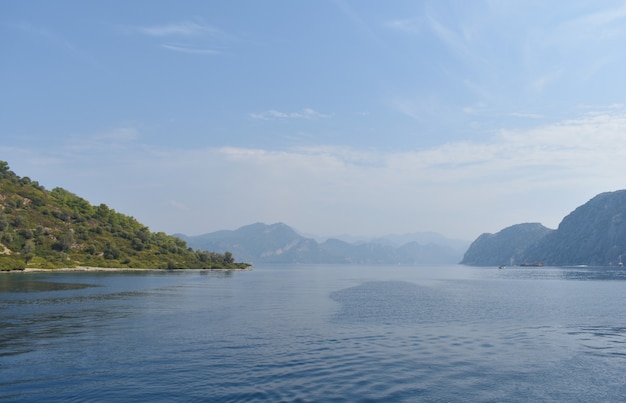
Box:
[462, 190, 626, 267]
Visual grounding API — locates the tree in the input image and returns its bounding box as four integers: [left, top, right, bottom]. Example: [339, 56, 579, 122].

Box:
[0, 212, 7, 231]
[103, 242, 121, 260]
[223, 251, 234, 264]
[54, 231, 74, 252]
[22, 239, 35, 263]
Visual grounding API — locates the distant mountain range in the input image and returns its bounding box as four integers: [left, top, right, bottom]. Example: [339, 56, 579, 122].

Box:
[462, 190, 626, 266]
[175, 223, 469, 265]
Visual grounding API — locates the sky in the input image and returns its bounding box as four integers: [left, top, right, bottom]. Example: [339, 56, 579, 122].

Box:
[3, 1, 626, 241]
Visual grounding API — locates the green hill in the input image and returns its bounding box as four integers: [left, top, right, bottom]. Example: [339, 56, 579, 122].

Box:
[0, 161, 249, 271]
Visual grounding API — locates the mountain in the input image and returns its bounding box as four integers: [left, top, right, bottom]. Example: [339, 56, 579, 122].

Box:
[176, 223, 320, 264]
[176, 223, 467, 265]
[0, 161, 248, 270]
[462, 190, 626, 266]
[373, 232, 469, 251]
[521, 190, 626, 266]
[461, 223, 553, 266]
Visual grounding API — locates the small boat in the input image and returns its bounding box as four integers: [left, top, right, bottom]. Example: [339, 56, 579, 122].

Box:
[498, 265, 505, 269]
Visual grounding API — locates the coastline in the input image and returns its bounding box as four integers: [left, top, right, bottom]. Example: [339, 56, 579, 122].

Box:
[22, 267, 153, 273]
[3, 266, 252, 273]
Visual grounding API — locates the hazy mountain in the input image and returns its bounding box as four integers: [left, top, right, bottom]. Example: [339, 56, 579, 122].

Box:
[314, 231, 469, 251]
[176, 223, 319, 264]
[177, 223, 467, 265]
[461, 223, 553, 266]
[462, 190, 626, 266]
[373, 232, 470, 251]
[521, 190, 626, 266]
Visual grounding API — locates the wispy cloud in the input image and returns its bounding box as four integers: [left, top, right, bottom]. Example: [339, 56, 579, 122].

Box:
[187, 109, 626, 236]
[136, 21, 221, 37]
[386, 18, 423, 34]
[250, 108, 330, 121]
[8, 108, 626, 239]
[530, 69, 563, 93]
[524, 2, 626, 84]
[509, 112, 543, 119]
[10, 21, 78, 53]
[462, 102, 488, 115]
[127, 20, 229, 55]
[7, 21, 103, 69]
[65, 127, 140, 153]
[334, 0, 386, 49]
[169, 200, 190, 211]
[570, 2, 626, 30]
[161, 44, 220, 55]
[386, 10, 488, 73]
[386, 96, 442, 121]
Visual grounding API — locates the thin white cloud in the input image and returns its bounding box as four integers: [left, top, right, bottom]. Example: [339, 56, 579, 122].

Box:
[509, 112, 543, 119]
[7, 108, 626, 239]
[526, 3, 626, 66]
[169, 200, 190, 211]
[8, 22, 103, 70]
[135, 21, 221, 37]
[531, 69, 563, 93]
[334, 0, 386, 49]
[127, 20, 230, 55]
[386, 18, 423, 34]
[156, 108, 626, 237]
[64, 127, 140, 153]
[94, 127, 139, 142]
[386, 96, 441, 121]
[463, 103, 487, 115]
[10, 22, 78, 53]
[161, 44, 219, 55]
[571, 2, 626, 29]
[250, 108, 330, 121]
[425, 14, 486, 64]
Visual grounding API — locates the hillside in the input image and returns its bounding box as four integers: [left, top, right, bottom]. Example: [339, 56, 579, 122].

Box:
[177, 223, 466, 265]
[521, 190, 626, 266]
[462, 190, 626, 266]
[461, 223, 553, 266]
[0, 161, 248, 271]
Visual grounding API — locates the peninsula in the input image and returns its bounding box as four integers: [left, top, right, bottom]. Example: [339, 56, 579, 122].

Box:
[0, 161, 249, 271]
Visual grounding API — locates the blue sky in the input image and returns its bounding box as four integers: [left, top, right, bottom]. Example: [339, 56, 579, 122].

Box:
[3, 1, 626, 240]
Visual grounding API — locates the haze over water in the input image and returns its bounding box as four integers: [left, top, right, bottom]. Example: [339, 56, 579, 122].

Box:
[2, 265, 626, 401]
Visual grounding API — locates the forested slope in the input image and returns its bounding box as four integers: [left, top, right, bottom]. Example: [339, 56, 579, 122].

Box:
[0, 161, 248, 270]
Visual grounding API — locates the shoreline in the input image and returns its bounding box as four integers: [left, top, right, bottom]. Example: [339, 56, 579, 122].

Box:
[3, 266, 252, 273]
[22, 267, 153, 273]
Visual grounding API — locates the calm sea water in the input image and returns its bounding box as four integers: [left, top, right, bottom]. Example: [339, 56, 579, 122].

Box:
[2, 265, 626, 402]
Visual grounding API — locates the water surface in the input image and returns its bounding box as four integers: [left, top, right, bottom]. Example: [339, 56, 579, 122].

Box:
[2, 265, 626, 401]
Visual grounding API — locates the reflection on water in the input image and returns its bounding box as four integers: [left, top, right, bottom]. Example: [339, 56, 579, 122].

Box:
[330, 281, 441, 325]
[492, 265, 626, 281]
[568, 325, 626, 358]
[0, 276, 94, 292]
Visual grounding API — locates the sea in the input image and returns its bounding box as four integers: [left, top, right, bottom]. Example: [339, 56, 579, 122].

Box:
[2, 264, 626, 402]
